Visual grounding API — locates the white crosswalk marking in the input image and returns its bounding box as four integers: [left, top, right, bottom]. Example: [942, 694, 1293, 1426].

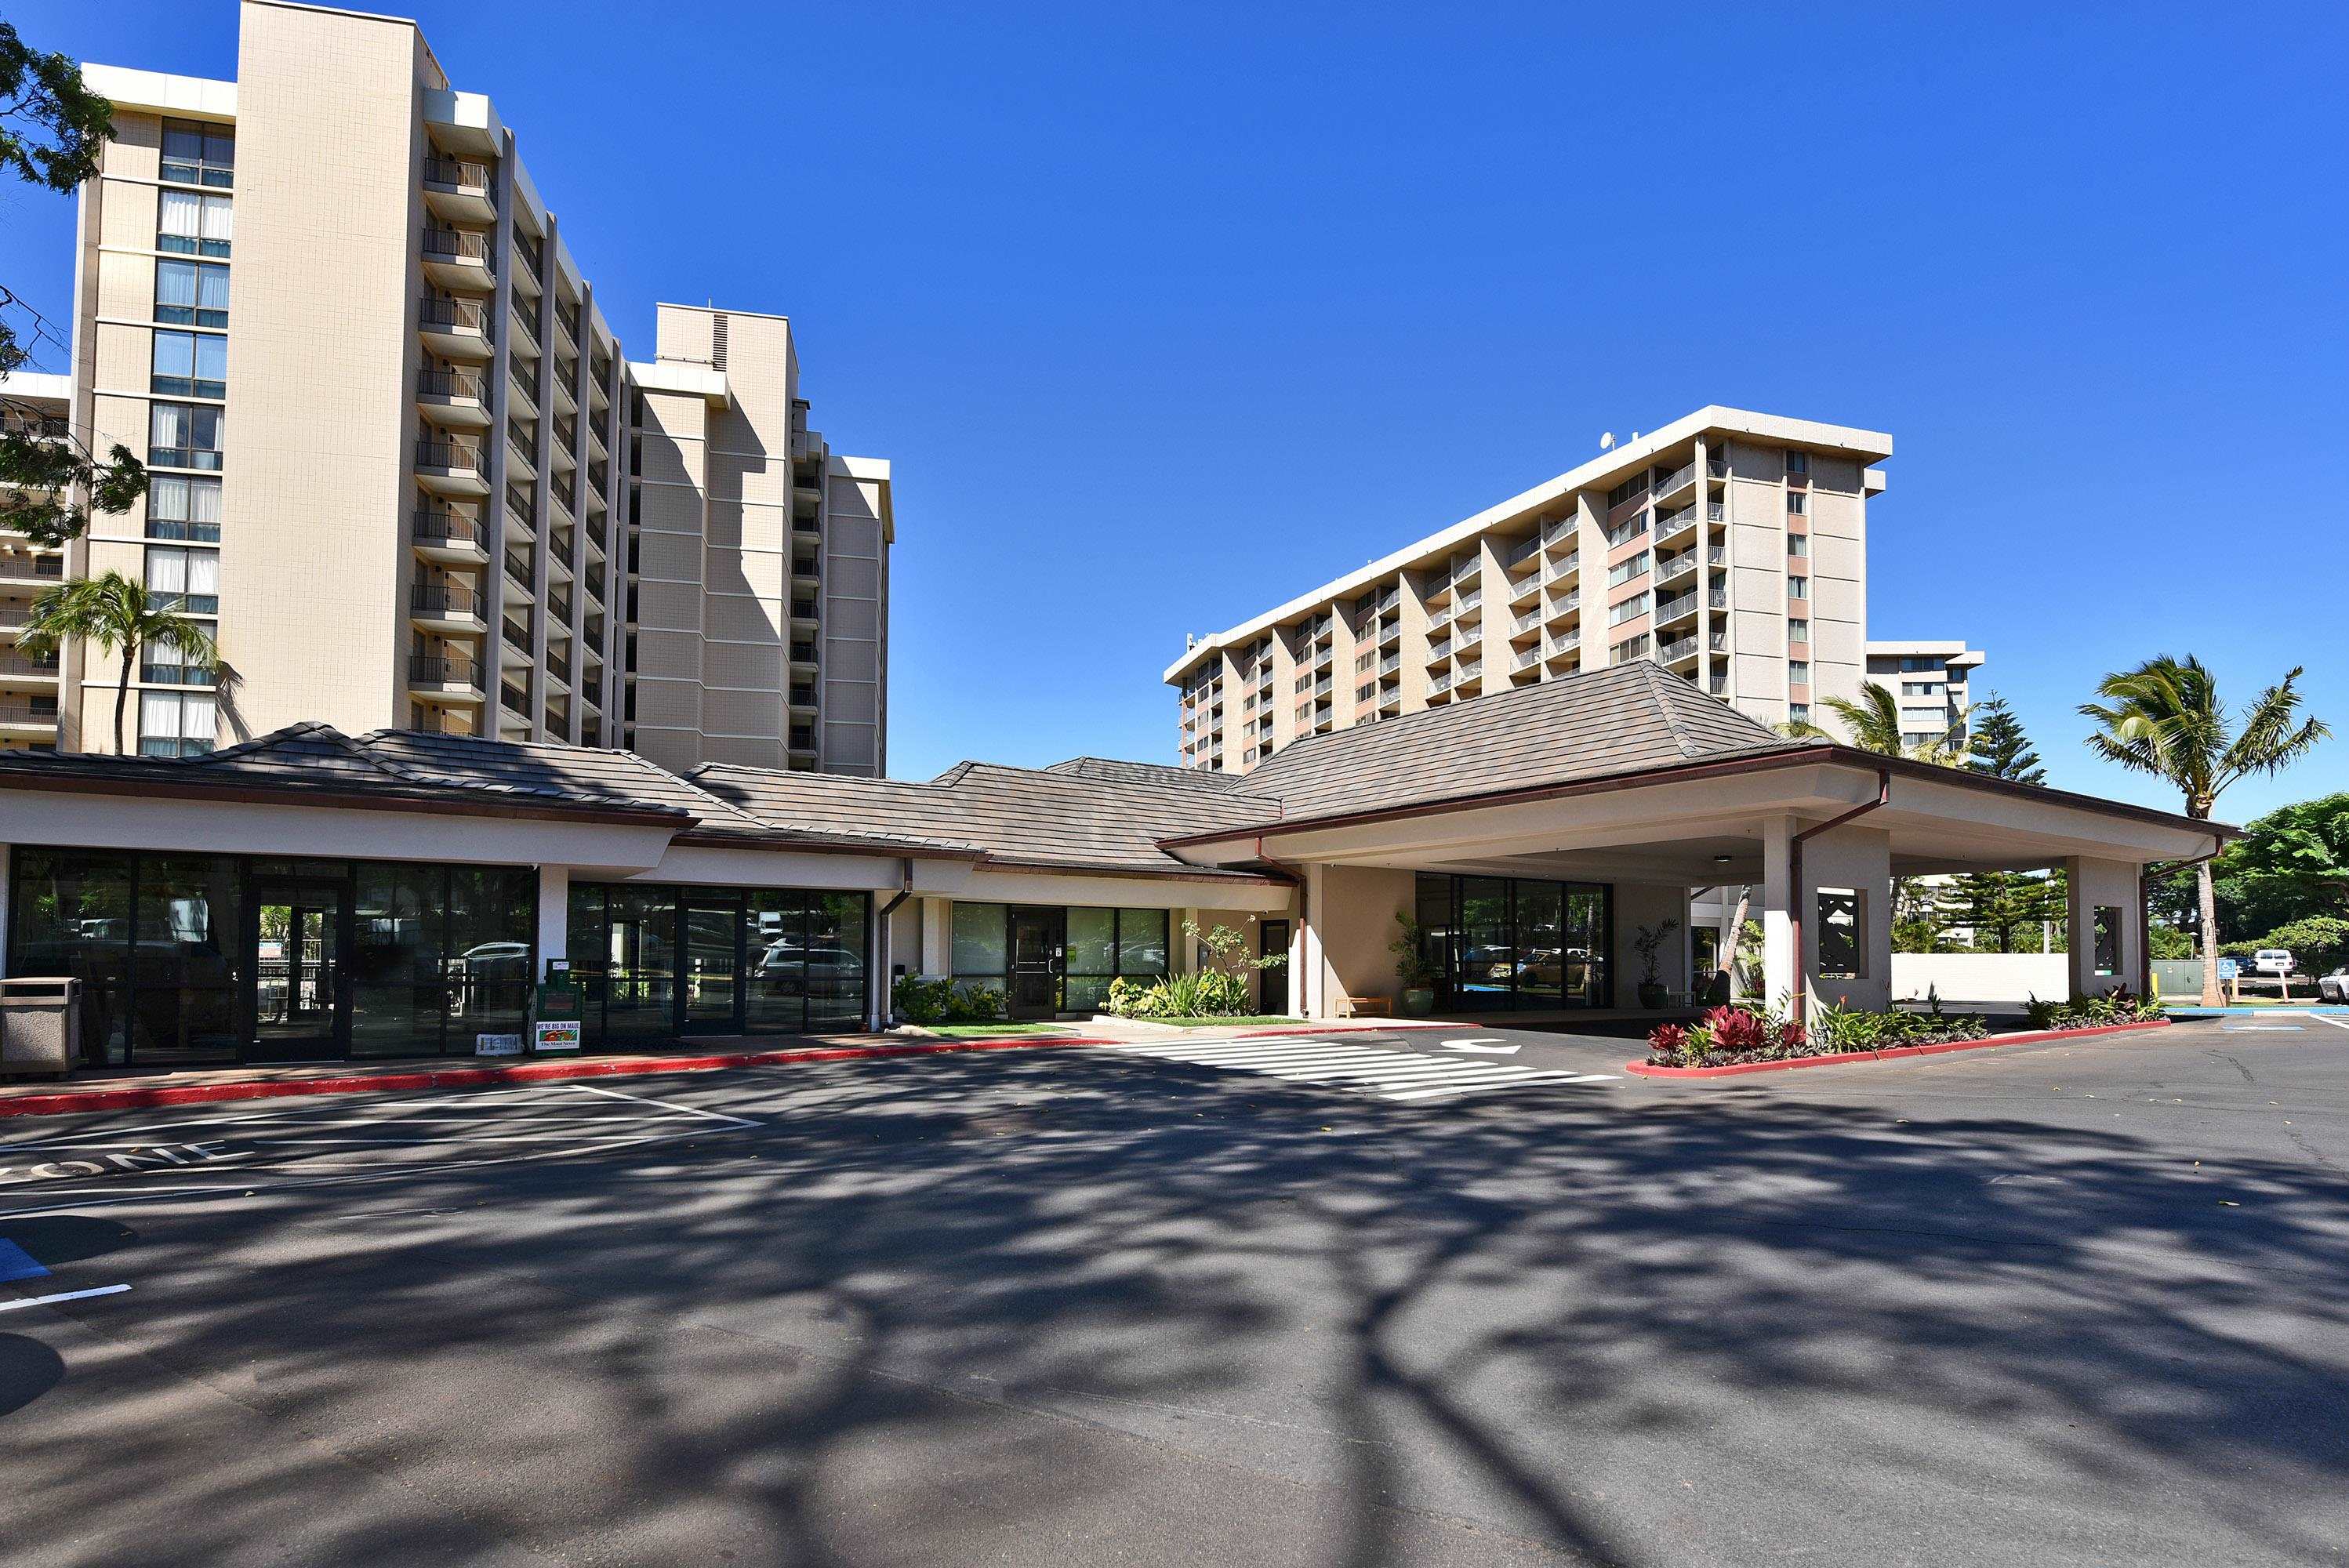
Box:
[1105, 1036, 1614, 1104]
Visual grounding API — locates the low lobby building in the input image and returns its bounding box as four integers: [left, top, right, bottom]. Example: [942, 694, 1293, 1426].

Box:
[0, 665, 2216, 1073]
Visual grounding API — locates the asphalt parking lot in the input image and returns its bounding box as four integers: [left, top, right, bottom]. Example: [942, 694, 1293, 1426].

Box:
[2, 1016, 2345, 1566]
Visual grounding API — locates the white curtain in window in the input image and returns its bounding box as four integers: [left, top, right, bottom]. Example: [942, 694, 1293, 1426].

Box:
[187, 475, 222, 525]
[157, 261, 199, 311]
[147, 638, 186, 671]
[186, 549, 220, 597]
[146, 547, 189, 595]
[198, 264, 230, 314]
[159, 189, 201, 244]
[200, 195, 234, 245]
[148, 474, 189, 521]
[150, 403, 187, 448]
[140, 691, 183, 741]
[182, 693, 216, 744]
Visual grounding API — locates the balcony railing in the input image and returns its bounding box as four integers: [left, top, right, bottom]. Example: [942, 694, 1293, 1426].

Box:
[550, 590, 572, 626]
[1513, 609, 1542, 633]
[547, 648, 571, 685]
[553, 413, 578, 452]
[415, 437, 484, 473]
[409, 654, 478, 688]
[1659, 635, 1699, 662]
[550, 475, 576, 514]
[0, 556, 65, 583]
[420, 227, 491, 264]
[1707, 457, 1730, 479]
[417, 296, 490, 337]
[1657, 554, 1698, 587]
[412, 508, 481, 548]
[0, 700, 59, 724]
[411, 583, 486, 619]
[1655, 591, 1698, 622]
[1652, 461, 1695, 499]
[0, 653, 61, 678]
[503, 551, 533, 586]
[549, 534, 573, 570]
[422, 157, 494, 198]
[1513, 647, 1541, 671]
[416, 366, 485, 401]
[509, 307, 541, 353]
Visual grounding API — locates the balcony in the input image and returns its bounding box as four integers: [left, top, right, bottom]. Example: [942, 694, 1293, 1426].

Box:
[1546, 631, 1582, 660]
[0, 652, 60, 686]
[415, 365, 488, 429]
[546, 646, 571, 688]
[0, 554, 65, 586]
[413, 435, 488, 497]
[549, 589, 572, 626]
[1540, 517, 1577, 553]
[1655, 590, 1699, 627]
[407, 654, 483, 701]
[552, 412, 578, 456]
[411, 506, 488, 565]
[409, 582, 487, 631]
[1512, 645, 1543, 673]
[1660, 634, 1701, 666]
[0, 699, 58, 735]
[1543, 590, 1581, 625]
[550, 474, 576, 516]
[1656, 506, 1699, 546]
[1656, 553, 1698, 589]
[508, 300, 541, 357]
[1511, 608, 1543, 638]
[417, 296, 492, 361]
[511, 229, 544, 298]
[503, 550, 536, 604]
[419, 226, 494, 292]
[421, 156, 496, 223]
[1707, 457, 1730, 480]
[548, 532, 574, 574]
[1652, 461, 1696, 505]
[505, 421, 538, 481]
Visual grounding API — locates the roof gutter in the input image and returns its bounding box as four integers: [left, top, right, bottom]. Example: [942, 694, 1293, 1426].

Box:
[1784, 768, 1891, 1025]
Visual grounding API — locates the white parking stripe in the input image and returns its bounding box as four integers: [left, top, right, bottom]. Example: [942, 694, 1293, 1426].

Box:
[1104, 1037, 1614, 1105]
[2309, 1014, 2349, 1031]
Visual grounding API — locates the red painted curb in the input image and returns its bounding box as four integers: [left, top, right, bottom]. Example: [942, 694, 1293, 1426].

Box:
[1623, 1018, 2173, 1080]
[0, 1034, 1110, 1120]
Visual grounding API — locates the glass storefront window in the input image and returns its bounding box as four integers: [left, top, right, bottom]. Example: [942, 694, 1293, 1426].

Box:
[951, 901, 1008, 997]
[1414, 873, 1613, 1012]
[1116, 909, 1169, 977]
[133, 855, 242, 1064]
[571, 883, 871, 1044]
[1065, 907, 1117, 1013]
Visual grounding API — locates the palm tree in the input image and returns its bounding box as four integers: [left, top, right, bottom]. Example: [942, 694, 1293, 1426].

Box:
[1778, 679, 1971, 765]
[18, 572, 220, 754]
[2081, 655, 2330, 1005]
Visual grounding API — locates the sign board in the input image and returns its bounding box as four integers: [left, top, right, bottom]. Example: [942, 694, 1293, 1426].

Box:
[533, 1020, 582, 1053]
[474, 1033, 524, 1058]
[2216, 958, 2239, 981]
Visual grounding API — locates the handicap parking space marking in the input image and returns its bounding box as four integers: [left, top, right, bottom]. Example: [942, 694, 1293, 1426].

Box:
[1441, 1038, 1521, 1055]
[2222, 1024, 2306, 1032]
[2310, 1014, 2349, 1032]
[0, 1283, 131, 1314]
[0, 1083, 760, 1220]
[1103, 1036, 1615, 1105]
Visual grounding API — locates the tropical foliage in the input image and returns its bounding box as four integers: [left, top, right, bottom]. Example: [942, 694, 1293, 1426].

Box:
[1965, 694, 2046, 785]
[2081, 656, 2329, 1004]
[2, 22, 145, 546]
[18, 572, 219, 753]
[892, 975, 1005, 1025]
[1106, 920, 1283, 1019]
[1782, 679, 1969, 764]
[2022, 989, 2165, 1031]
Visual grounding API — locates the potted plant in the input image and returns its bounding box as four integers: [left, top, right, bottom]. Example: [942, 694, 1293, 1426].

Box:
[1632, 917, 1680, 1010]
[1391, 911, 1440, 1016]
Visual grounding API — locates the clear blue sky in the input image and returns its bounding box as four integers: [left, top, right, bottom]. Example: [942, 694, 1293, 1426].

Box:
[7, 1, 2344, 820]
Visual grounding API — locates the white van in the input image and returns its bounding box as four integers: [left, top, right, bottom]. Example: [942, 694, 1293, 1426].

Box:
[2253, 949, 2294, 977]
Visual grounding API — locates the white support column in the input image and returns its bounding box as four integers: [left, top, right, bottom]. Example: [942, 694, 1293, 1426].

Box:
[920, 896, 949, 977]
[2065, 856, 2142, 999]
[1759, 816, 1799, 1011]
[1301, 866, 1331, 1019]
[535, 863, 568, 982]
[1800, 822, 1894, 1014]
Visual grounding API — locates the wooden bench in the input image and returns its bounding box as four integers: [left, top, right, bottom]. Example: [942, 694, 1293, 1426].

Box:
[1340, 995, 1393, 1018]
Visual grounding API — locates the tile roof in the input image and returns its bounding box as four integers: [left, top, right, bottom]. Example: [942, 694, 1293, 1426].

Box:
[1219, 662, 1810, 829]
[0, 722, 699, 821]
[690, 760, 1280, 879]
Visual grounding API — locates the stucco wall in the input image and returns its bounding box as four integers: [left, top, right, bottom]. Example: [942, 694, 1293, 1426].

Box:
[1891, 953, 2069, 1006]
[1613, 882, 1692, 1004]
[1303, 864, 1416, 1018]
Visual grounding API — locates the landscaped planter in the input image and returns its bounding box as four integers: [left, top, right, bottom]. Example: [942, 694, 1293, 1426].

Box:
[1625, 1017, 2173, 1079]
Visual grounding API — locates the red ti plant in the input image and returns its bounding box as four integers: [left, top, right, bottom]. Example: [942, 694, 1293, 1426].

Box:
[1648, 1022, 1688, 1055]
[1703, 1006, 1767, 1051]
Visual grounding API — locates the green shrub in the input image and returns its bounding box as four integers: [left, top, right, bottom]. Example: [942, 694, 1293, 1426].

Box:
[892, 974, 1004, 1025]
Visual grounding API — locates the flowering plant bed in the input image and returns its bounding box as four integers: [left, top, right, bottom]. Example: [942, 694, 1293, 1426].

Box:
[1631, 1016, 2171, 1079]
[2024, 986, 2166, 1032]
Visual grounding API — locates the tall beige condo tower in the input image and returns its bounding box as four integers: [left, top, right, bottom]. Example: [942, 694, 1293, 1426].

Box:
[1167, 407, 1973, 771]
[630, 307, 890, 775]
[45, 0, 888, 771]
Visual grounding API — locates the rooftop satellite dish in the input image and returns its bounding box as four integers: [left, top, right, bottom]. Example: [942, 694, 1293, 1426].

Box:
[1599, 432, 1616, 451]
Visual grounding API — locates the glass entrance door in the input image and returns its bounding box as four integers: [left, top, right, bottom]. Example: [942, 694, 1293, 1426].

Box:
[249, 873, 350, 1062]
[1008, 907, 1066, 1018]
[682, 893, 742, 1033]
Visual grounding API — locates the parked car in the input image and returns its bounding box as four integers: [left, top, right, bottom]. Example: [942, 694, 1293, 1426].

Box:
[2252, 948, 2295, 978]
[2320, 966, 2349, 1004]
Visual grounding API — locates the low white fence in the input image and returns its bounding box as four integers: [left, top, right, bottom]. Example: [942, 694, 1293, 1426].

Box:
[1890, 953, 2068, 1007]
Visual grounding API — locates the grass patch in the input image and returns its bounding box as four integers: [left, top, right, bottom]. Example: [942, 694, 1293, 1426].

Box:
[923, 1022, 1071, 1038]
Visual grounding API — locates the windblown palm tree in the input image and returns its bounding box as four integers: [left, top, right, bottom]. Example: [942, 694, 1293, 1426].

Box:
[2080, 655, 2330, 1005]
[18, 572, 220, 754]
[1779, 679, 1970, 765]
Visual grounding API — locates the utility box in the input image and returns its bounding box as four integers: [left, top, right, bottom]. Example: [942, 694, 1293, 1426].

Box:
[0, 978, 82, 1079]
